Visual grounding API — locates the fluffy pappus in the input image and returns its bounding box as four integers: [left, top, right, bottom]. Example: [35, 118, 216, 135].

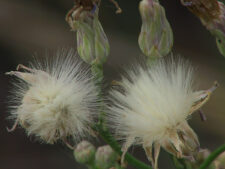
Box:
[107, 58, 218, 169]
[6, 49, 99, 145]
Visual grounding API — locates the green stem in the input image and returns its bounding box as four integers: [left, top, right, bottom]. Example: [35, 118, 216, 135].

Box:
[170, 155, 185, 169]
[87, 165, 101, 169]
[198, 143, 225, 169]
[94, 124, 153, 169]
[91, 65, 152, 169]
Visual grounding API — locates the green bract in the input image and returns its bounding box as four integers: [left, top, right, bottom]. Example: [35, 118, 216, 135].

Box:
[214, 29, 225, 57]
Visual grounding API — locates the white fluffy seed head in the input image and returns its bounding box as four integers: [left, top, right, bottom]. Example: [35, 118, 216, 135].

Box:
[7, 49, 99, 144]
[108, 57, 218, 168]
[108, 58, 197, 144]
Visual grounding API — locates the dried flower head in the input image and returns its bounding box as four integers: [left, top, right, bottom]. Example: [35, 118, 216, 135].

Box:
[181, 0, 225, 57]
[107, 58, 218, 169]
[6, 49, 99, 145]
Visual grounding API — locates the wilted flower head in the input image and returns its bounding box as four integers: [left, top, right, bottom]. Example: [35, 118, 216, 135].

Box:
[181, 0, 225, 57]
[6, 49, 99, 145]
[107, 58, 217, 169]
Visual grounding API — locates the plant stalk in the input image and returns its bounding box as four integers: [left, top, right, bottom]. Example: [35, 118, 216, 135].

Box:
[92, 65, 152, 169]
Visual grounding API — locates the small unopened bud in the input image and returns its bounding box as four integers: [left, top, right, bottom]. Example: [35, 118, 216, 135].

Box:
[74, 141, 96, 164]
[189, 149, 217, 169]
[66, 4, 110, 65]
[138, 0, 173, 60]
[95, 145, 118, 169]
[195, 149, 211, 164]
[215, 152, 225, 169]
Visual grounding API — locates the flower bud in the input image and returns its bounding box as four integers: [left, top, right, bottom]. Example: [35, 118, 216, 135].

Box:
[188, 149, 217, 169]
[74, 141, 96, 164]
[138, 0, 173, 60]
[95, 145, 118, 169]
[215, 152, 225, 169]
[195, 149, 210, 163]
[66, 5, 110, 65]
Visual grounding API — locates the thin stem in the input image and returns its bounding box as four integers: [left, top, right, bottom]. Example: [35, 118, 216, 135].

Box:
[170, 155, 185, 169]
[92, 62, 152, 169]
[198, 143, 225, 169]
[87, 164, 101, 169]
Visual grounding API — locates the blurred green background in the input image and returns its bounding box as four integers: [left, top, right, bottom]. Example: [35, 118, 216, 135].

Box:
[0, 0, 224, 169]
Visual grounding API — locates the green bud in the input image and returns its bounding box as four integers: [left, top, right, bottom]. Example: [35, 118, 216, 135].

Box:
[138, 0, 173, 60]
[74, 141, 96, 164]
[195, 149, 210, 163]
[67, 5, 110, 65]
[188, 149, 217, 169]
[95, 145, 118, 169]
[215, 152, 225, 169]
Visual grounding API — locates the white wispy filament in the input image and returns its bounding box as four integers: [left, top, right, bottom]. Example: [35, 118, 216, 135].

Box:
[6, 49, 99, 145]
[108, 58, 217, 169]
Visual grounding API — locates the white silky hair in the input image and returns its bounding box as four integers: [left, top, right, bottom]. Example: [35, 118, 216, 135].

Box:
[107, 57, 197, 144]
[8, 49, 99, 144]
